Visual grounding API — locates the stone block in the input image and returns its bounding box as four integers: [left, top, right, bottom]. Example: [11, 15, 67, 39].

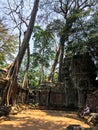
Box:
[63, 124, 81, 130]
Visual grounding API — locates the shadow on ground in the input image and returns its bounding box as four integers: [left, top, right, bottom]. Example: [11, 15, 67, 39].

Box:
[0, 109, 91, 130]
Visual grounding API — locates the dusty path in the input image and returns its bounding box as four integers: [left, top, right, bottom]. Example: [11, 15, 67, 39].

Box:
[0, 109, 90, 130]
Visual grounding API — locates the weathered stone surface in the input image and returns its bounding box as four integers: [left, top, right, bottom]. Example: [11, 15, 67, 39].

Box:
[37, 82, 65, 107]
[0, 105, 11, 117]
[36, 54, 98, 110]
[89, 113, 98, 125]
[63, 124, 81, 130]
[62, 53, 97, 109]
[0, 68, 8, 105]
[86, 91, 98, 113]
[91, 126, 98, 130]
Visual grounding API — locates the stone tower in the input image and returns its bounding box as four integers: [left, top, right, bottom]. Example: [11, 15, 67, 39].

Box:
[62, 53, 97, 108]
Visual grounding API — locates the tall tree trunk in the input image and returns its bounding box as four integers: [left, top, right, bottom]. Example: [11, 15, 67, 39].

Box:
[48, 46, 60, 82]
[6, 0, 40, 106]
[58, 40, 65, 82]
[22, 45, 30, 88]
[58, 16, 78, 82]
[41, 64, 44, 82]
[58, 24, 68, 82]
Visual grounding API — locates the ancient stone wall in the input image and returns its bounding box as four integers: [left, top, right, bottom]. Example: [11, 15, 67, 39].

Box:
[0, 68, 29, 105]
[86, 91, 98, 112]
[0, 68, 8, 105]
[32, 53, 98, 110]
[37, 82, 65, 107]
[62, 53, 97, 109]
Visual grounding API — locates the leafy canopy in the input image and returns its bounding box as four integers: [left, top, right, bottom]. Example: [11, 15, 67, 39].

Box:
[0, 20, 18, 66]
[32, 26, 55, 68]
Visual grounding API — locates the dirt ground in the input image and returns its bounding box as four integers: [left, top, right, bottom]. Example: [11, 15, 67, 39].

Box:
[0, 109, 91, 130]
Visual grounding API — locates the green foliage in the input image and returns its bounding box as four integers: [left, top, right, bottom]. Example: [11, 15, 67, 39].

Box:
[18, 24, 56, 87]
[0, 20, 18, 66]
[53, 72, 58, 82]
[18, 53, 41, 89]
[28, 68, 40, 88]
[31, 26, 55, 80]
[33, 26, 55, 50]
[18, 25, 56, 88]
[46, 19, 64, 35]
[64, 9, 98, 59]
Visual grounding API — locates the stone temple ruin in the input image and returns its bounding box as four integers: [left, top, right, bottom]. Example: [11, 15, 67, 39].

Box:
[0, 53, 98, 112]
[37, 53, 98, 111]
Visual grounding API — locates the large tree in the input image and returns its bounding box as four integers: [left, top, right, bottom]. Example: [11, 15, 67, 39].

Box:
[36, 0, 97, 82]
[32, 26, 55, 82]
[65, 10, 98, 58]
[1, 0, 98, 105]
[54, 0, 97, 81]
[4, 0, 40, 106]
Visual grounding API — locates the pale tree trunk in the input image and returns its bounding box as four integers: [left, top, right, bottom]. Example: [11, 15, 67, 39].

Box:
[58, 23, 69, 82]
[22, 45, 30, 89]
[21, 46, 30, 104]
[48, 46, 60, 82]
[5, 0, 40, 106]
[58, 17, 78, 82]
[41, 63, 44, 82]
[58, 41, 64, 82]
